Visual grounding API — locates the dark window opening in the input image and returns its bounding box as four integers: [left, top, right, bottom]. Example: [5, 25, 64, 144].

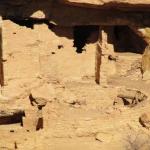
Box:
[73, 26, 99, 53]
[113, 26, 147, 54]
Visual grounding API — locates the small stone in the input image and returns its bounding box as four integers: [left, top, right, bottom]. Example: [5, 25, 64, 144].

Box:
[30, 10, 45, 19]
[113, 97, 124, 106]
[139, 112, 150, 129]
[62, 90, 78, 104]
[95, 132, 113, 143]
[115, 88, 148, 107]
[30, 83, 55, 104]
[29, 95, 47, 108]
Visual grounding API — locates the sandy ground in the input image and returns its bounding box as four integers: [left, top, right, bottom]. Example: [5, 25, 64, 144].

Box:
[0, 20, 150, 150]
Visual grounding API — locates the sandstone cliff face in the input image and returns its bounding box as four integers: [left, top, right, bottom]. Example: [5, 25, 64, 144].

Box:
[61, 0, 150, 10]
[61, 0, 150, 5]
[2, 0, 150, 11]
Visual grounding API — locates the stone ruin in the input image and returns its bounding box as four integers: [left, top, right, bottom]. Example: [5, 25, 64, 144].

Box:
[0, 0, 150, 86]
[0, 0, 150, 148]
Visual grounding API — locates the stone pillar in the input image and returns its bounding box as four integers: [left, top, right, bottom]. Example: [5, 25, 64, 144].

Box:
[142, 45, 150, 80]
[95, 35, 102, 84]
[0, 16, 4, 86]
[95, 26, 116, 85]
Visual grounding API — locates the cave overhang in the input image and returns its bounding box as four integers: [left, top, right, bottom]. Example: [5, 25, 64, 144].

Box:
[59, 0, 150, 11]
[0, 1, 150, 27]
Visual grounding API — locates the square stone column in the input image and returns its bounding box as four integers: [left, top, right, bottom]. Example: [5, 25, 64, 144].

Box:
[0, 16, 4, 87]
[95, 26, 116, 85]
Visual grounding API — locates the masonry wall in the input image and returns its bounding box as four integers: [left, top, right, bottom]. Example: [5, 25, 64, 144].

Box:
[2, 20, 98, 97]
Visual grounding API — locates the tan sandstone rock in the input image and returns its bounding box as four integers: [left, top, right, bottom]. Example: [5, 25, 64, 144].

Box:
[30, 83, 56, 104]
[114, 88, 148, 107]
[139, 112, 150, 129]
[60, 0, 150, 9]
[95, 132, 113, 143]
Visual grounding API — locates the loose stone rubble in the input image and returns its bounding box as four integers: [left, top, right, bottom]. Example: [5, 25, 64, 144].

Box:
[114, 88, 148, 107]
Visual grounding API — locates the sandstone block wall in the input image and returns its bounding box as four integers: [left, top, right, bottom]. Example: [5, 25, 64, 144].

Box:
[2, 21, 98, 97]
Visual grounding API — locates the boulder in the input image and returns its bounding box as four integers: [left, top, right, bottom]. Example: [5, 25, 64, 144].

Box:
[114, 88, 148, 107]
[29, 95, 47, 108]
[139, 112, 150, 129]
[30, 83, 55, 104]
[62, 90, 77, 104]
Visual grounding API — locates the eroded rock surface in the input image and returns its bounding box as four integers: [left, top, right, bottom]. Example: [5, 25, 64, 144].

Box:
[114, 88, 148, 107]
[60, 0, 150, 10]
[30, 83, 55, 104]
[139, 112, 150, 129]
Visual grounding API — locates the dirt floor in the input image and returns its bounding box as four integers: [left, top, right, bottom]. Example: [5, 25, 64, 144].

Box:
[0, 20, 150, 150]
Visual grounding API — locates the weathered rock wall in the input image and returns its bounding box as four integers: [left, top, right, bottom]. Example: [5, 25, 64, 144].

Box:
[2, 0, 150, 10]
[60, 0, 150, 10]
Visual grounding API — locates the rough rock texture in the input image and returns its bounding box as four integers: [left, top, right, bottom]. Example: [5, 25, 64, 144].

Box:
[142, 45, 150, 80]
[114, 88, 148, 107]
[139, 112, 150, 129]
[61, 0, 150, 10]
[30, 83, 55, 104]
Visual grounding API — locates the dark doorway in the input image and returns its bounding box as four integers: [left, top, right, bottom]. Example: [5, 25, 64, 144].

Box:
[73, 26, 99, 53]
[113, 26, 147, 54]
